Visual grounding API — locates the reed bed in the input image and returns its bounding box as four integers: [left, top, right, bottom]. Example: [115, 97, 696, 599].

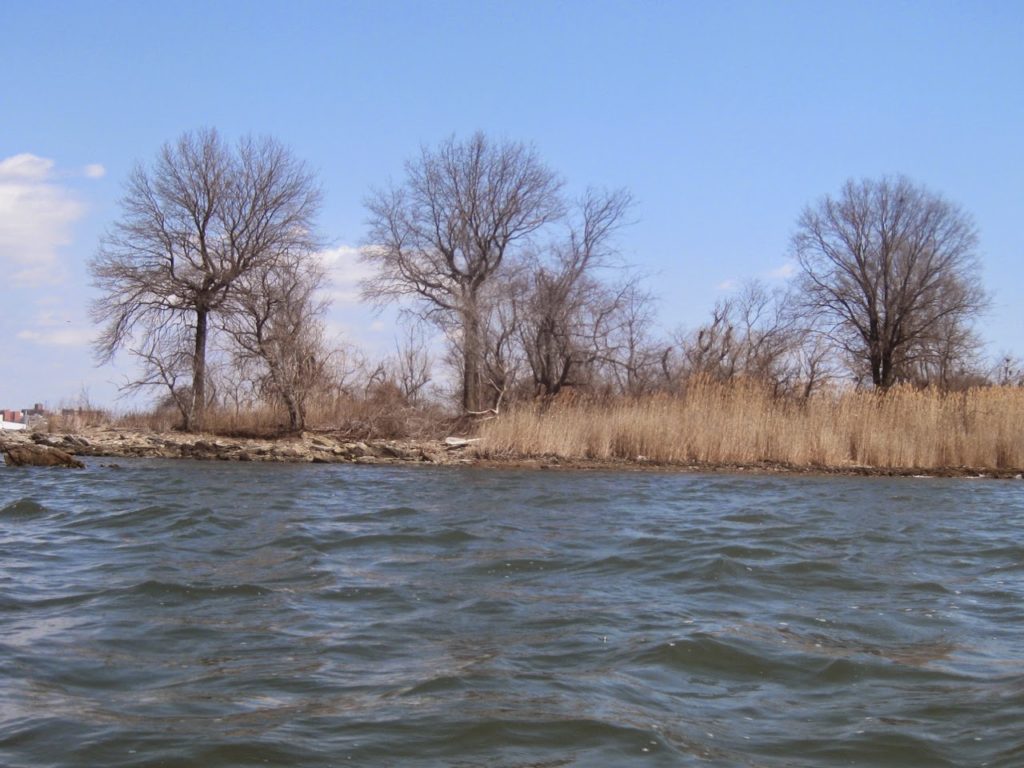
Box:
[477, 380, 1024, 471]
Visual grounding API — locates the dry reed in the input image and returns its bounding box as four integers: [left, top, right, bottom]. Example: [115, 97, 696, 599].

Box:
[477, 380, 1024, 472]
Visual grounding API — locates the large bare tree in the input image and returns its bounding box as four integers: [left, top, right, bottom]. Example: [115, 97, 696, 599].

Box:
[90, 129, 321, 430]
[363, 132, 564, 412]
[793, 176, 988, 389]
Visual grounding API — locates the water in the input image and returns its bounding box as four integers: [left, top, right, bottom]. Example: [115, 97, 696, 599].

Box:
[1, 460, 1023, 767]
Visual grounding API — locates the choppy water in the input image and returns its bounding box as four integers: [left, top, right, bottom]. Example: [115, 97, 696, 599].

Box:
[1, 460, 1023, 767]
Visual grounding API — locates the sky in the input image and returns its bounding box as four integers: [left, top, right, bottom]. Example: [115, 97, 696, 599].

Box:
[1, 0, 1021, 409]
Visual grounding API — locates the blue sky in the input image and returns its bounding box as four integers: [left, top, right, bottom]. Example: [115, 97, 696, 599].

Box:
[2, 0, 1021, 409]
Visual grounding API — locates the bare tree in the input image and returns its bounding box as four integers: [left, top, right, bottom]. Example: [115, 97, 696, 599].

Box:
[899, 312, 984, 389]
[990, 353, 1024, 387]
[658, 282, 835, 398]
[114, 313, 197, 423]
[602, 281, 661, 396]
[729, 282, 801, 392]
[363, 132, 564, 413]
[793, 332, 836, 399]
[477, 275, 526, 411]
[390, 325, 433, 405]
[680, 297, 740, 382]
[793, 176, 988, 389]
[518, 189, 633, 397]
[222, 254, 329, 431]
[90, 128, 321, 430]
[677, 283, 796, 387]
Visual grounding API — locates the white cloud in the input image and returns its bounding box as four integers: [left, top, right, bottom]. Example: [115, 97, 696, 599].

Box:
[765, 261, 796, 280]
[716, 279, 738, 291]
[316, 244, 377, 304]
[0, 153, 86, 284]
[0, 153, 55, 181]
[84, 163, 106, 179]
[17, 327, 94, 347]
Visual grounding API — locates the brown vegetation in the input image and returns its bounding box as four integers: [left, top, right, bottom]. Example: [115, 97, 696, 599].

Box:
[21, 379, 1024, 476]
[113, 388, 456, 441]
[476, 379, 1024, 472]
[81, 131, 1016, 468]
[90, 129, 323, 432]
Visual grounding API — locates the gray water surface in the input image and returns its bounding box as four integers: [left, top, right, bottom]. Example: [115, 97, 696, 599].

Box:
[1, 461, 1022, 767]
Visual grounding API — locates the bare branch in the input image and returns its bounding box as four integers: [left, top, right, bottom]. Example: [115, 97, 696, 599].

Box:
[792, 176, 988, 389]
[90, 129, 322, 430]
[361, 132, 564, 412]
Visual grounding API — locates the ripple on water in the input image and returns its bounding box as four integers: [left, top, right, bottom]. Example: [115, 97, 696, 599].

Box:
[121, 579, 273, 600]
[1, 463, 1023, 767]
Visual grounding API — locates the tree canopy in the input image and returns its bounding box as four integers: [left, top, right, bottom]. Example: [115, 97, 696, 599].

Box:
[90, 128, 322, 430]
[793, 176, 988, 388]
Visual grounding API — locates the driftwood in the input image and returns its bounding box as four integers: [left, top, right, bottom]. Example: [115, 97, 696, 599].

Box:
[443, 436, 481, 450]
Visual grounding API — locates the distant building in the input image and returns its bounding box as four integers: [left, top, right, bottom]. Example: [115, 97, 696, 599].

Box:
[1, 403, 45, 430]
[1, 409, 27, 431]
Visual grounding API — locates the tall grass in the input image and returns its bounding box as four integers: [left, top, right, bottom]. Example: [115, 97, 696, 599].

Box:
[477, 379, 1024, 471]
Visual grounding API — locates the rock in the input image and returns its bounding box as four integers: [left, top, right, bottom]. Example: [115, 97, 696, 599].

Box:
[420, 449, 447, 464]
[4, 444, 85, 469]
[380, 443, 421, 461]
[271, 446, 305, 460]
[30, 433, 63, 448]
[344, 442, 372, 458]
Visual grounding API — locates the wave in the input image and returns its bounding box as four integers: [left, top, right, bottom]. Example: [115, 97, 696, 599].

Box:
[0, 498, 52, 519]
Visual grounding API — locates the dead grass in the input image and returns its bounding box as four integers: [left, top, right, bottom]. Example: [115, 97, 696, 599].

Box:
[477, 379, 1024, 471]
[44, 408, 112, 433]
[111, 391, 457, 440]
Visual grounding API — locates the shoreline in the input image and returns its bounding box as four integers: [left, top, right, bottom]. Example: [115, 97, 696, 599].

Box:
[2, 426, 1022, 480]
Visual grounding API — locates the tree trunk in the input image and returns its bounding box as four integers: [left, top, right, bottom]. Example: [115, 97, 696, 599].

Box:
[879, 354, 895, 389]
[284, 392, 302, 432]
[191, 306, 209, 432]
[462, 305, 483, 412]
[870, 354, 883, 389]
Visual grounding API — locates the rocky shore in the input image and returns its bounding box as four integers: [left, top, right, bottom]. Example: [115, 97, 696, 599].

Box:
[0, 427, 477, 467]
[2, 426, 1022, 479]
